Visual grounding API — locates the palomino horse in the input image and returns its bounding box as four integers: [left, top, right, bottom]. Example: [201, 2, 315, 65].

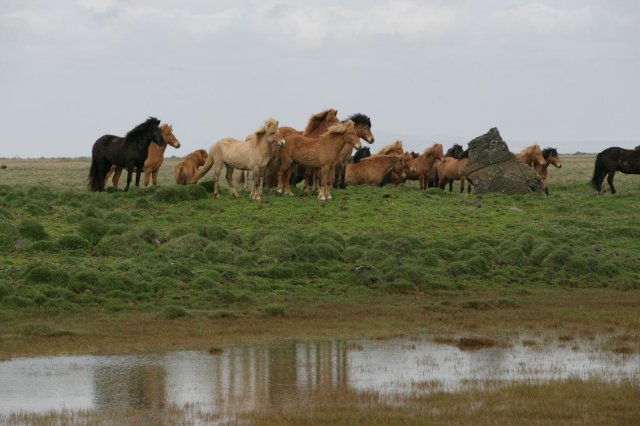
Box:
[534, 147, 562, 195]
[193, 118, 285, 200]
[277, 121, 361, 200]
[89, 117, 166, 192]
[105, 124, 181, 189]
[590, 146, 640, 194]
[516, 144, 546, 168]
[346, 152, 415, 186]
[175, 149, 209, 185]
[437, 150, 471, 193]
[403, 144, 446, 189]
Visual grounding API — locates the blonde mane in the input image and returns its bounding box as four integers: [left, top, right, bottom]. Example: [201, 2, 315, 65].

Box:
[323, 120, 354, 135]
[375, 140, 403, 155]
[303, 108, 339, 136]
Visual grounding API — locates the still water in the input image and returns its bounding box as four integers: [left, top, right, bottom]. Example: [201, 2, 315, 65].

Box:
[1, 335, 638, 415]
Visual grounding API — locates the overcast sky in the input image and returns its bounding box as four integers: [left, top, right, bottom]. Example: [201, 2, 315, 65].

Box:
[1, 0, 638, 157]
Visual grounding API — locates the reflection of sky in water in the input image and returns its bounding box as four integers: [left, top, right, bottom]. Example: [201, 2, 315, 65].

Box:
[0, 336, 638, 415]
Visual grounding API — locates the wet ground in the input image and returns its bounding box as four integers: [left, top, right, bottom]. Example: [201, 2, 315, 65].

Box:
[1, 334, 638, 415]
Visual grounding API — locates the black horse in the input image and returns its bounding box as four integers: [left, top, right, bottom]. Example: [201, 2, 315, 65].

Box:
[591, 147, 640, 194]
[352, 146, 371, 163]
[89, 117, 165, 192]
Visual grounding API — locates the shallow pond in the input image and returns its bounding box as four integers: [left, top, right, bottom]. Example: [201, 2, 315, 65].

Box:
[1, 334, 638, 415]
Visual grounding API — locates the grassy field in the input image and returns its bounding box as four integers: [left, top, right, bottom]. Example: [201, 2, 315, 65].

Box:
[1, 154, 639, 423]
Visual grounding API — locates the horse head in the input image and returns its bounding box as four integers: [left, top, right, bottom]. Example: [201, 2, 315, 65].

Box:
[259, 118, 285, 146]
[195, 149, 208, 166]
[347, 113, 374, 144]
[160, 124, 181, 149]
[432, 144, 446, 162]
[543, 147, 561, 168]
[446, 144, 464, 159]
[401, 151, 417, 175]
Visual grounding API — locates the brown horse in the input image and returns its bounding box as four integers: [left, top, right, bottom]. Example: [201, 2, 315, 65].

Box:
[175, 149, 209, 185]
[403, 144, 446, 189]
[193, 118, 285, 200]
[516, 144, 546, 168]
[277, 121, 361, 200]
[437, 150, 470, 193]
[534, 147, 562, 195]
[105, 124, 181, 189]
[345, 152, 415, 186]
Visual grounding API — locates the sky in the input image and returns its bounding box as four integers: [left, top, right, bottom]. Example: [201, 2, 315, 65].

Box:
[1, 0, 639, 158]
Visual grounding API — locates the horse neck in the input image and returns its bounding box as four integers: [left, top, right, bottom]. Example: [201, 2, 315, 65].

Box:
[322, 131, 354, 154]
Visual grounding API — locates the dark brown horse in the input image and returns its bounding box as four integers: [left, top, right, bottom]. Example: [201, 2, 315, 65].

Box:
[89, 117, 165, 192]
[591, 147, 640, 194]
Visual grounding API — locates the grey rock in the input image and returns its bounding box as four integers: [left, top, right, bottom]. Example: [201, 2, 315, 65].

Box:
[463, 127, 545, 194]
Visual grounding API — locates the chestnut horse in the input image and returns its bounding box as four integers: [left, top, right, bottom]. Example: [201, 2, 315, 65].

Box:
[534, 147, 562, 195]
[105, 124, 181, 189]
[516, 144, 546, 168]
[175, 149, 209, 185]
[277, 121, 361, 200]
[346, 152, 415, 186]
[403, 144, 446, 189]
[437, 150, 470, 193]
[193, 118, 285, 200]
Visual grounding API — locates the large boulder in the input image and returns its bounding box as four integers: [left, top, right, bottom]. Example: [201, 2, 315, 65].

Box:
[462, 128, 544, 194]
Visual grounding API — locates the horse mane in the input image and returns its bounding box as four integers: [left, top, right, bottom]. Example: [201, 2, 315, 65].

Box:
[421, 143, 440, 157]
[375, 140, 403, 155]
[542, 147, 557, 159]
[460, 149, 469, 159]
[303, 109, 339, 135]
[410, 151, 419, 159]
[445, 144, 464, 158]
[343, 113, 371, 128]
[124, 117, 160, 143]
[325, 120, 353, 135]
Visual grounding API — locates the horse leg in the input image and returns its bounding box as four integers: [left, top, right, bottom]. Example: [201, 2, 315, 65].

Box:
[124, 168, 133, 192]
[607, 171, 616, 194]
[143, 169, 151, 189]
[448, 179, 453, 192]
[226, 166, 239, 198]
[460, 176, 465, 193]
[110, 167, 122, 190]
[211, 162, 223, 197]
[251, 167, 261, 201]
[151, 168, 159, 187]
[284, 166, 295, 196]
[134, 168, 142, 188]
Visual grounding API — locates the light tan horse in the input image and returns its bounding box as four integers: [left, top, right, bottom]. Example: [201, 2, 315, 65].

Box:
[516, 144, 546, 168]
[193, 118, 285, 200]
[106, 124, 181, 189]
[345, 152, 415, 186]
[175, 149, 208, 185]
[437, 150, 470, 193]
[404, 144, 446, 189]
[277, 121, 361, 200]
[534, 147, 562, 195]
[374, 140, 404, 156]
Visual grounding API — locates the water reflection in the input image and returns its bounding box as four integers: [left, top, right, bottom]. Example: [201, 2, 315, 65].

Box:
[0, 336, 638, 415]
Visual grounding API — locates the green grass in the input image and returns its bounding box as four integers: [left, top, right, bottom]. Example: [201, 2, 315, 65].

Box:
[0, 155, 639, 356]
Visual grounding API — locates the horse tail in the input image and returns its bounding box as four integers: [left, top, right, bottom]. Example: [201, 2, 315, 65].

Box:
[88, 157, 102, 192]
[176, 166, 187, 185]
[590, 152, 605, 190]
[193, 149, 214, 183]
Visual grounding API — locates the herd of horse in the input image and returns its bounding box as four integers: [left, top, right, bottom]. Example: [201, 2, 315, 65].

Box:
[87, 110, 640, 198]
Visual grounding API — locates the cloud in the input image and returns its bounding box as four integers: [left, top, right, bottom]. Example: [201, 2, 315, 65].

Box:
[494, 3, 593, 33]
